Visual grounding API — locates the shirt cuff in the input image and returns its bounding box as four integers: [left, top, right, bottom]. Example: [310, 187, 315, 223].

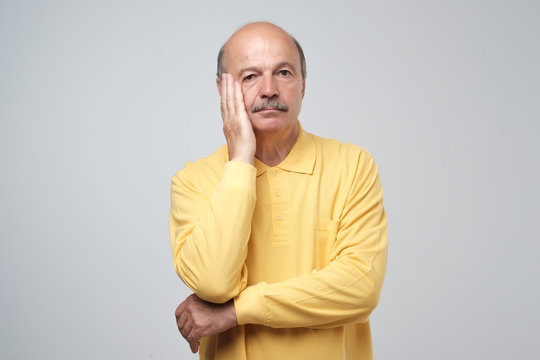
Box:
[220, 161, 257, 193]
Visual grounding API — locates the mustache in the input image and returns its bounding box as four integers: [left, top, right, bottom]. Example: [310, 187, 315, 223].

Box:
[251, 100, 288, 113]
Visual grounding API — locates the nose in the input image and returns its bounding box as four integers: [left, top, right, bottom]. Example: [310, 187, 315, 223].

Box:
[259, 74, 279, 99]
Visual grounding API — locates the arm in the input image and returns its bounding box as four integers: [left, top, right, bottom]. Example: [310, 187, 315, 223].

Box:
[170, 161, 256, 303]
[169, 74, 257, 303]
[234, 154, 388, 328]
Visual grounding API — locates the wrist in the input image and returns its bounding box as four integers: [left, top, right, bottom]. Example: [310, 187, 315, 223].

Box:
[230, 154, 254, 165]
[228, 300, 238, 327]
[229, 147, 255, 165]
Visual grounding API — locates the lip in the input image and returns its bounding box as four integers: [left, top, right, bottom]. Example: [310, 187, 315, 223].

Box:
[258, 107, 283, 112]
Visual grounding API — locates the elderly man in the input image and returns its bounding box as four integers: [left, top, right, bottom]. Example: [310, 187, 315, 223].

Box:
[170, 22, 387, 360]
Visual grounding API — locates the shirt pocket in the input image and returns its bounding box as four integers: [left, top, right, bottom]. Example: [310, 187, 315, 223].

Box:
[315, 218, 339, 270]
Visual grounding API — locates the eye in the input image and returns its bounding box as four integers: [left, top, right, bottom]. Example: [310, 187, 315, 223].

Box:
[243, 74, 255, 81]
[279, 70, 291, 76]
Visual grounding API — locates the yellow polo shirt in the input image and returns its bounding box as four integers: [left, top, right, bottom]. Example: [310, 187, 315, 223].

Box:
[170, 126, 387, 360]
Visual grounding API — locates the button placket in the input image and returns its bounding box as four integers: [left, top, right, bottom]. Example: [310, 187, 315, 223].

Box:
[267, 169, 289, 236]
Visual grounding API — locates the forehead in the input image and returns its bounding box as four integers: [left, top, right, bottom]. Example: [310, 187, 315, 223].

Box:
[224, 29, 300, 73]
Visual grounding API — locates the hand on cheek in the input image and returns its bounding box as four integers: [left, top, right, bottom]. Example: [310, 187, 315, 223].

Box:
[219, 73, 256, 164]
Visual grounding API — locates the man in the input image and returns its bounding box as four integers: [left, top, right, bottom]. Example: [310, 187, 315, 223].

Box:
[170, 22, 387, 360]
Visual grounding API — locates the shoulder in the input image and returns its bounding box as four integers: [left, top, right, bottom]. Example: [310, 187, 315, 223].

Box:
[171, 145, 228, 190]
[308, 132, 375, 170]
[307, 132, 382, 202]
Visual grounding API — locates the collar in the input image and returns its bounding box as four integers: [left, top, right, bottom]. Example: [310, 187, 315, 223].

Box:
[254, 123, 316, 177]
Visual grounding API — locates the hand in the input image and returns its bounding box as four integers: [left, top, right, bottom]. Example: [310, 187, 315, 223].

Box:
[220, 73, 256, 164]
[175, 293, 238, 353]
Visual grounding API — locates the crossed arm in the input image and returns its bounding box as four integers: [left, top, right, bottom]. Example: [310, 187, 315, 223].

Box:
[170, 74, 387, 353]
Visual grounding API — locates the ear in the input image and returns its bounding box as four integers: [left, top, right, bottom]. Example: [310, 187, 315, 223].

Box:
[301, 80, 306, 99]
[216, 77, 222, 97]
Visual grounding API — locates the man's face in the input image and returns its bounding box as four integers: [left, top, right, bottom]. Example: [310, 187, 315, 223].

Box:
[221, 25, 305, 135]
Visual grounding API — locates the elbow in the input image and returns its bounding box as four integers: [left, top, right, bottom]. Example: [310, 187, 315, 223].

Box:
[353, 284, 381, 323]
[356, 246, 387, 320]
[192, 276, 240, 304]
[351, 268, 385, 323]
[363, 287, 382, 316]
[365, 276, 383, 310]
[176, 263, 243, 304]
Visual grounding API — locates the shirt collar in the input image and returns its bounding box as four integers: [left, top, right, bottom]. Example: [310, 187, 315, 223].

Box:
[254, 122, 316, 177]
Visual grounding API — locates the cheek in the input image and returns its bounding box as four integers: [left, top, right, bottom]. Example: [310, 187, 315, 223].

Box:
[283, 85, 303, 104]
[242, 85, 258, 106]
[242, 80, 257, 93]
[285, 82, 303, 96]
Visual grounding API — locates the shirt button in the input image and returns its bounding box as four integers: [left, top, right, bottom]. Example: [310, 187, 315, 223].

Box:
[276, 191, 281, 197]
[277, 214, 284, 221]
[269, 170, 276, 177]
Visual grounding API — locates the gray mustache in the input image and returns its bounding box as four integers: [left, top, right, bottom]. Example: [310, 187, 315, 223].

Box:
[252, 100, 288, 113]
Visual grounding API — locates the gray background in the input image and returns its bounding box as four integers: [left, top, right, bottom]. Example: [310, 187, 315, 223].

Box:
[1, 0, 538, 359]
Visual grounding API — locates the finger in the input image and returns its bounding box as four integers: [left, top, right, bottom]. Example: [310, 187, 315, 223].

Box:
[220, 73, 227, 113]
[233, 80, 245, 115]
[189, 341, 199, 353]
[175, 302, 185, 320]
[225, 73, 236, 112]
[180, 318, 193, 340]
[176, 311, 188, 331]
[188, 332, 200, 353]
[175, 294, 194, 319]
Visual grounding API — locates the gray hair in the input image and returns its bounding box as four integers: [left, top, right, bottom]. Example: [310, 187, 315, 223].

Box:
[216, 35, 307, 80]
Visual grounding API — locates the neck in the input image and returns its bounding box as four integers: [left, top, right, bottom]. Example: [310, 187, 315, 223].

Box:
[255, 122, 299, 167]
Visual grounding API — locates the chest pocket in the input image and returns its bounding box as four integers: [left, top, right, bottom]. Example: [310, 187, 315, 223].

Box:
[315, 218, 339, 270]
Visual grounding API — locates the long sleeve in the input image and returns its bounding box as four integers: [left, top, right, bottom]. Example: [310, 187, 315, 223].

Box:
[169, 160, 257, 303]
[234, 155, 387, 328]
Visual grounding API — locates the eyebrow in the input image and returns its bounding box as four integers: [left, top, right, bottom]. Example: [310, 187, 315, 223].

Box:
[237, 67, 260, 77]
[237, 62, 297, 77]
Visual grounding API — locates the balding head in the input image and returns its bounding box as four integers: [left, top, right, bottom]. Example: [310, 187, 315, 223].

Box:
[217, 22, 306, 80]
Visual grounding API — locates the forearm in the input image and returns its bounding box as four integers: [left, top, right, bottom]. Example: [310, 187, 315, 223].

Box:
[170, 161, 257, 303]
[235, 228, 387, 328]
